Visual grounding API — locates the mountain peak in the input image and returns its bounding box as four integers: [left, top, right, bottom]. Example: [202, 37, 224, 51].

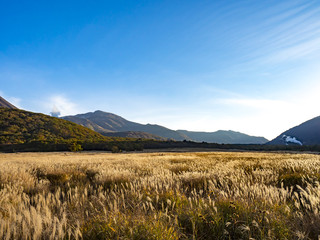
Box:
[94, 110, 109, 114]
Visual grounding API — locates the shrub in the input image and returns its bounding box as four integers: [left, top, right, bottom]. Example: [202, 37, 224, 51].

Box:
[111, 146, 121, 153]
[69, 142, 83, 152]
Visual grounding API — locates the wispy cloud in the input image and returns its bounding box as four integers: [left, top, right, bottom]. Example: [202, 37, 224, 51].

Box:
[263, 36, 320, 63]
[233, 1, 320, 65]
[216, 98, 289, 111]
[218, 98, 276, 107]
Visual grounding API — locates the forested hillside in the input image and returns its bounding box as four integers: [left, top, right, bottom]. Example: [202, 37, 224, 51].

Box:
[0, 108, 108, 144]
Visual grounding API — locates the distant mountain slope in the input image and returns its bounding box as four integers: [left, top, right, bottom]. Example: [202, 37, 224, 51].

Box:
[0, 96, 18, 109]
[268, 116, 320, 145]
[64, 110, 268, 144]
[63, 111, 190, 141]
[62, 115, 110, 133]
[177, 130, 268, 144]
[102, 131, 166, 140]
[0, 108, 108, 144]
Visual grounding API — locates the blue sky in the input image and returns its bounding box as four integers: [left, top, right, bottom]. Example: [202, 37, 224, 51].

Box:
[1, 0, 320, 139]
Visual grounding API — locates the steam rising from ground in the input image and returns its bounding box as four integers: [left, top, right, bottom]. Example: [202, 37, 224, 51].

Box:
[50, 105, 61, 117]
[282, 135, 303, 145]
[46, 95, 81, 116]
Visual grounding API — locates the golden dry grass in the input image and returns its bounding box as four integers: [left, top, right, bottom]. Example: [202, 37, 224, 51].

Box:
[1, 151, 320, 239]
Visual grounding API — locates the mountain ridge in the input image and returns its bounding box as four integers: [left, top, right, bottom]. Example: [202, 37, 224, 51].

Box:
[63, 110, 191, 141]
[63, 110, 268, 144]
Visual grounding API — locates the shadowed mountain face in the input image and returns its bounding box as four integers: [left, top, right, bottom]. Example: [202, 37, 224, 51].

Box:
[0, 96, 18, 109]
[268, 116, 320, 145]
[64, 110, 268, 144]
[177, 130, 268, 144]
[102, 131, 166, 140]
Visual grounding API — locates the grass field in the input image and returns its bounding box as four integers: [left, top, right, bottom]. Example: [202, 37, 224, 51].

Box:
[1, 151, 320, 239]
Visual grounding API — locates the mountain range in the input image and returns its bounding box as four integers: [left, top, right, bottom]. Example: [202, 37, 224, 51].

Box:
[63, 110, 269, 144]
[4, 95, 320, 146]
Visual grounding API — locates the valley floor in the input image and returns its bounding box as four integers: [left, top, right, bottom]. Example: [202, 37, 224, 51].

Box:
[1, 151, 320, 239]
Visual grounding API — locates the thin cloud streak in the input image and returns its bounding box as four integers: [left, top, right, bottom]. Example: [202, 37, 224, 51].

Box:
[264, 37, 320, 63]
[230, 1, 320, 65]
[216, 98, 289, 110]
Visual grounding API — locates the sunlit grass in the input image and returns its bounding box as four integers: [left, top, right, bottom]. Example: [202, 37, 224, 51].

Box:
[1, 151, 320, 239]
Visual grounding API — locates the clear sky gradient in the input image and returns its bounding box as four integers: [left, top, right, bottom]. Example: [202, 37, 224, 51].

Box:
[1, 0, 320, 140]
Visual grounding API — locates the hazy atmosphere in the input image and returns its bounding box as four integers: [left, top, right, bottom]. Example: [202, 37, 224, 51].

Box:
[1, 0, 320, 139]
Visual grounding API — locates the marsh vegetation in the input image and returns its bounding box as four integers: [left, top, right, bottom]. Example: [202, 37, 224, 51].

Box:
[1, 151, 320, 239]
